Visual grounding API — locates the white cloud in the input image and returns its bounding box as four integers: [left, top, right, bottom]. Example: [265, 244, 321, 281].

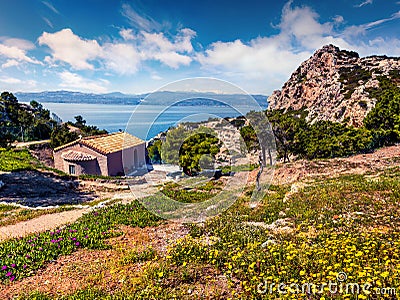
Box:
[343, 10, 400, 37]
[142, 30, 193, 53]
[101, 43, 142, 74]
[2, 59, 20, 68]
[197, 1, 351, 81]
[0, 77, 22, 84]
[333, 15, 344, 24]
[197, 0, 400, 92]
[42, 17, 53, 28]
[278, 1, 351, 49]
[38, 27, 196, 72]
[58, 71, 109, 93]
[355, 0, 373, 8]
[4, 1, 399, 95]
[151, 74, 162, 80]
[354, 37, 400, 57]
[1, 38, 35, 50]
[152, 51, 192, 68]
[0, 77, 37, 90]
[121, 3, 161, 32]
[38, 28, 102, 70]
[141, 29, 195, 67]
[279, 1, 330, 38]
[0, 38, 40, 65]
[42, 1, 59, 14]
[119, 28, 136, 41]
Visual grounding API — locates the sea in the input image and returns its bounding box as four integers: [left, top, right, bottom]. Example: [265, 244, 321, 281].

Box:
[38, 102, 264, 141]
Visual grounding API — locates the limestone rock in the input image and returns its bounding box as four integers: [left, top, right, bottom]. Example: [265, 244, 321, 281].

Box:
[268, 44, 400, 127]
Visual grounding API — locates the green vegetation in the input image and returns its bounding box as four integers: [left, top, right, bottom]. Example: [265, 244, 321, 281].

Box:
[0, 201, 160, 283]
[261, 109, 374, 161]
[235, 76, 399, 162]
[165, 171, 400, 299]
[0, 147, 68, 176]
[0, 91, 107, 149]
[301, 121, 374, 159]
[119, 246, 157, 265]
[0, 148, 37, 172]
[50, 115, 107, 148]
[364, 76, 400, 146]
[240, 125, 259, 152]
[49, 124, 79, 149]
[220, 163, 257, 173]
[266, 109, 308, 162]
[160, 180, 223, 203]
[0, 92, 56, 147]
[147, 139, 162, 163]
[162, 126, 221, 175]
[339, 67, 372, 99]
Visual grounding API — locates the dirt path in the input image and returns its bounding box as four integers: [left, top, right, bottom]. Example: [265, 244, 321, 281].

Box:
[0, 179, 161, 241]
[12, 139, 50, 148]
[0, 209, 88, 241]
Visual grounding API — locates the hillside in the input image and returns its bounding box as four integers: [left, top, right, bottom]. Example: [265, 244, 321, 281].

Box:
[268, 44, 400, 127]
[1, 142, 400, 298]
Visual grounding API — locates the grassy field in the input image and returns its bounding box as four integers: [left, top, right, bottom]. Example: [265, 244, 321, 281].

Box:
[0, 148, 38, 172]
[0, 164, 398, 299]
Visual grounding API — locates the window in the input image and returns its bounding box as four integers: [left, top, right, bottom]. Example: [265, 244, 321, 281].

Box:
[69, 164, 76, 175]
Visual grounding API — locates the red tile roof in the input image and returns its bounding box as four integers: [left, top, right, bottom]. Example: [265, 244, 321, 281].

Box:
[54, 132, 144, 155]
[61, 150, 96, 162]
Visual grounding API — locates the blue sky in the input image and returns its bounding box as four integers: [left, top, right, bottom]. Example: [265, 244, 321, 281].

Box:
[0, 0, 399, 95]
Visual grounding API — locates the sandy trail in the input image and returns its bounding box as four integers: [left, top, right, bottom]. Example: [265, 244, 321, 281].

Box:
[0, 183, 158, 241]
[0, 209, 88, 241]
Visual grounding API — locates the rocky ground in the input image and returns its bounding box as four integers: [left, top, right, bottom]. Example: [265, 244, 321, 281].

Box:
[272, 144, 400, 185]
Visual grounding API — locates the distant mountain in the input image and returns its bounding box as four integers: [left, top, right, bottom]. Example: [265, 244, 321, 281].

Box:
[138, 91, 268, 108]
[15, 90, 268, 109]
[268, 44, 400, 127]
[15, 91, 142, 105]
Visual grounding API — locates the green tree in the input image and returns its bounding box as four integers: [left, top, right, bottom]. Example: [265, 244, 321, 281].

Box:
[74, 115, 87, 128]
[364, 77, 400, 146]
[1, 92, 19, 124]
[240, 125, 258, 152]
[162, 126, 221, 175]
[67, 115, 107, 136]
[161, 126, 189, 165]
[50, 124, 79, 148]
[17, 109, 34, 142]
[266, 109, 308, 162]
[147, 139, 162, 163]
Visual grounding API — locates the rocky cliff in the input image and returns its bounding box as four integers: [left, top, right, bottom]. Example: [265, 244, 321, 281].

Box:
[268, 44, 400, 127]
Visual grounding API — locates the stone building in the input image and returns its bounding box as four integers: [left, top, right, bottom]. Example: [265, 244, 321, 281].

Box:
[53, 132, 146, 176]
